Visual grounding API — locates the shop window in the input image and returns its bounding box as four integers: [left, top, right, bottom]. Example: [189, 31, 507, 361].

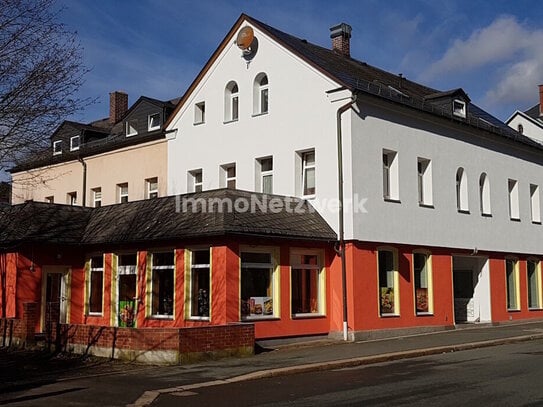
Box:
[479, 173, 491, 215]
[456, 167, 469, 212]
[88, 256, 104, 315]
[291, 251, 324, 316]
[378, 249, 399, 316]
[383, 149, 399, 201]
[527, 260, 542, 309]
[149, 252, 174, 317]
[118, 254, 137, 328]
[186, 249, 210, 319]
[417, 157, 432, 206]
[241, 250, 277, 320]
[506, 258, 520, 311]
[413, 252, 433, 314]
[508, 179, 520, 220]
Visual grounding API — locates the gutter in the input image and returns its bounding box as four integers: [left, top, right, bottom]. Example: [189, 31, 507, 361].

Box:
[78, 155, 87, 207]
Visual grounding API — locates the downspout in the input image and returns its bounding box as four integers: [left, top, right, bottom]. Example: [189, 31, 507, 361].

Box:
[335, 94, 357, 341]
[78, 156, 87, 207]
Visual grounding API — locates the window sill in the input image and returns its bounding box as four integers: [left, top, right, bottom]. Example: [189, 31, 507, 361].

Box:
[481, 213, 492, 218]
[528, 307, 543, 311]
[457, 209, 470, 214]
[193, 121, 205, 126]
[380, 313, 400, 318]
[506, 308, 521, 312]
[416, 312, 434, 317]
[292, 313, 325, 319]
[148, 315, 174, 320]
[531, 220, 542, 225]
[223, 119, 239, 125]
[302, 194, 316, 200]
[188, 316, 210, 321]
[510, 218, 521, 222]
[251, 112, 269, 118]
[148, 126, 160, 132]
[384, 198, 401, 204]
[418, 203, 434, 209]
[241, 316, 280, 322]
[87, 313, 104, 317]
[126, 133, 138, 137]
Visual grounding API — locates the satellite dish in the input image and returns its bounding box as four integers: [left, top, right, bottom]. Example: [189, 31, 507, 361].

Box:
[236, 26, 254, 50]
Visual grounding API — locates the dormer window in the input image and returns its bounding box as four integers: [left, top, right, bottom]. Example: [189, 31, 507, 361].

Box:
[453, 99, 466, 118]
[70, 136, 80, 151]
[53, 140, 62, 155]
[126, 120, 138, 136]
[148, 113, 160, 131]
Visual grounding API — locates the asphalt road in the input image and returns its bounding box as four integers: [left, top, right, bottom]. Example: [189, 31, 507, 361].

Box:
[155, 339, 543, 407]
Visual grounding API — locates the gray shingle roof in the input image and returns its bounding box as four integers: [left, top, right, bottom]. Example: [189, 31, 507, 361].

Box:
[0, 189, 336, 249]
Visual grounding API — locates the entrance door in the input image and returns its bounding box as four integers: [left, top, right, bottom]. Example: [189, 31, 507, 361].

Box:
[41, 267, 70, 334]
[118, 274, 137, 327]
[452, 256, 491, 324]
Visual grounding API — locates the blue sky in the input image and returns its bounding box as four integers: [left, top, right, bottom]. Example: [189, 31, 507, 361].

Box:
[61, 0, 543, 123]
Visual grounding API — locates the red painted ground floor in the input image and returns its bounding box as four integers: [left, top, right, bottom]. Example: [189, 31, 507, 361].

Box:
[2, 240, 542, 341]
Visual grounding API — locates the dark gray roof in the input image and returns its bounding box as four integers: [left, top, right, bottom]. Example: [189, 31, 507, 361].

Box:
[524, 104, 542, 121]
[245, 15, 543, 152]
[0, 189, 336, 249]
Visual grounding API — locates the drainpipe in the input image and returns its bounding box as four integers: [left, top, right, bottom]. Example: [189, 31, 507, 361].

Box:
[78, 156, 87, 207]
[335, 94, 357, 341]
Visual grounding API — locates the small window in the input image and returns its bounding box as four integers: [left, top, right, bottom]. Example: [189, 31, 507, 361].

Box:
[92, 187, 102, 208]
[67, 191, 77, 206]
[527, 260, 542, 309]
[241, 251, 276, 320]
[88, 256, 104, 315]
[188, 169, 203, 192]
[378, 249, 399, 315]
[53, 140, 62, 155]
[221, 164, 236, 189]
[149, 252, 175, 317]
[146, 177, 158, 199]
[253, 73, 269, 115]
[383, 150, 399, 201]
[224, 81, 239, 122]
[479, 173, 491, 215]
[453, 99, 466, 118]
[508, 179, 520, 220]
[302, 150, 316, 196]
[188, 249, 210, 319]
[413, 252, 433, 314]
[530, 184, 541, 223]
[517, 124, 524, 134]
[506, 259, 520, 311]
[417, 158, 432, 206]
[194, 102, 205, 124]
[117, 183, 128, 204]
[45, 196, 54, 204]
[126, 120, 138, 136]
[256, 157, 273, 194]
[291, 251, 324, 316]
[456, 167, 469, 212]
[70, 136, 80, 151]
[148, 113, 160, 131]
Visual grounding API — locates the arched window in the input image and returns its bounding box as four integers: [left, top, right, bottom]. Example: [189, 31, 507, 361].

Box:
[253, 73, 269, 115]
[456, 167, 469, 212]
[479, 172, 491, 215]
[224, 81, 239, 122]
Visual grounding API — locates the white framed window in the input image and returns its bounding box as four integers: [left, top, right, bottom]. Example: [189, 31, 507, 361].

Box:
[224, 81, 239, 122]
[187, 249, 210, 319]
[256, 157, 273, 194]
[148, 251, 175, 318]
[413, 252, 433, 314]
[53, 140, 62, 155]
[70, 136, 80, 151]
[67, 191, 77, 206]
[527, 260, 542, 309]
[479, 173, 491, 215]
[45, 196, 54, 204]
[194, 101, 205, 124]
[188, 169, 203, 192]
[290, 250, 325, 317]
[508, 179, 520, 220]
[126, 120, 138, 136]
[240, 249, 278, 320]
[378, 248, 399, 316]
[88, 255, 104, 315]
[148, 113, 160, 131]
[301, 150, 316, 197]
[146, 177, 158, 199]
[383, 149, 399, 201]
[117, 183, 128, 204]
[92, 187, 102, 208]
[506, 258, 520, 311]
[453, 99, 466, 118]
[417, 157, 432, 206]
[530, 184, 541, 223]
[253, 73, 269, 115]
[456, 167, 469, 212]
[221, 164, 236, 189]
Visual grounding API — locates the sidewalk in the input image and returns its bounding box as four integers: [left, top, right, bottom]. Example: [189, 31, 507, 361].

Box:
[131, 320, 543, 406]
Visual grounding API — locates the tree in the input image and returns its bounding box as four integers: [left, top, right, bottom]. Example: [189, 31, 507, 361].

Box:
[0, 0, 90, 173]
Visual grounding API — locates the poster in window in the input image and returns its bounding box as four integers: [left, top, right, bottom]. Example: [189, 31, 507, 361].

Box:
[242, 297, 273, 317]
[416, 288, 428, 313]
[380, 288, 394, 314]
[119, 300, 135, 327]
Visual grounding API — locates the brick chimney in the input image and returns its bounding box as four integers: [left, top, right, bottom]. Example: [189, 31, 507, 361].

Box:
[539, 84, 543, 117]
[330, 23, 352, 57]
[109, 91, 128, 124]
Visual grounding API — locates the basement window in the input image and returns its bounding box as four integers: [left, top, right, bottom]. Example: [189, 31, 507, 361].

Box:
[453, 99, 466, 118]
